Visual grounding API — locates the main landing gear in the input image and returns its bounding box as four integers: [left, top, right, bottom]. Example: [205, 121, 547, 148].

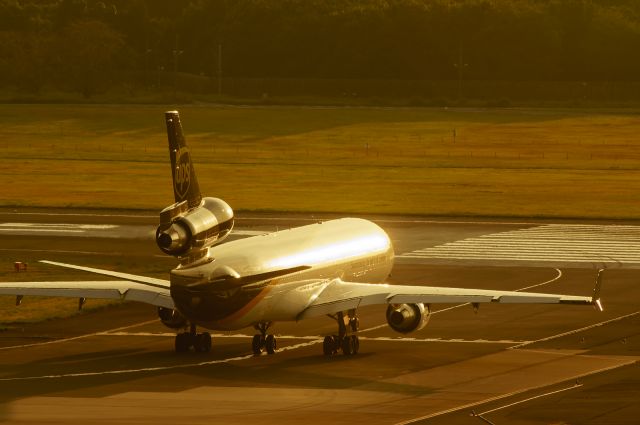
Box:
[252, 321, 277, 355]
[323, 309, 359, 356]
[175, 323, 212, 353]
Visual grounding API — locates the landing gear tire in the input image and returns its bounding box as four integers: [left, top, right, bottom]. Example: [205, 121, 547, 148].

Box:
[265, 334, 277, 354]
[350, 335, 359, 355]
[252, 334, 265, 355]
[194, 332, 212, 353]
[323, 335, 337, 356]
[342, 336, 353, 355]
[175, 332, 191, 353]
[253, 322, 276, 356]
[175, 324, 212, 353]
[324, 310, 360, 357]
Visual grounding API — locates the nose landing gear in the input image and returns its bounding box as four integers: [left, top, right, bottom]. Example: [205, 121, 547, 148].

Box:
[323, 309, 359, 356]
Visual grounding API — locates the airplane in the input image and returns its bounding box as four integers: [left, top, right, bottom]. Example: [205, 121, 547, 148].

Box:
[0, 111, 604, 356]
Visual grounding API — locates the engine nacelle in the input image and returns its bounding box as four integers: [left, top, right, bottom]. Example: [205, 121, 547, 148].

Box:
[157, 307, 188, 329]
[386, 303, 430, 334]
[156, 197, 234, 256]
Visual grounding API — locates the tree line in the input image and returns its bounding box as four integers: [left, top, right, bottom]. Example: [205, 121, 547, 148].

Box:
[1, 0, 640, 98]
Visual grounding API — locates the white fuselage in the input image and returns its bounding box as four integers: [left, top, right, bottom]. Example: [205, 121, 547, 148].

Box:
[169, 218, 394, 330]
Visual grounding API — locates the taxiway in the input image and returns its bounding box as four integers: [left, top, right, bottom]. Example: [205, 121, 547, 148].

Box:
[0, 210, 638, 424]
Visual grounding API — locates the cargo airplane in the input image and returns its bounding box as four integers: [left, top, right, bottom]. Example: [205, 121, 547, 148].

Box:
[0, 111, 604, 356]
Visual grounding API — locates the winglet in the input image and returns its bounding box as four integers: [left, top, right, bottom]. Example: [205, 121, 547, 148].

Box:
[592, 269, 604, 312]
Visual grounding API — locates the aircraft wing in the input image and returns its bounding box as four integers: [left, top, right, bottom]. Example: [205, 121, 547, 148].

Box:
[0, 260, 174, 309]
[297, 272, 603, 319]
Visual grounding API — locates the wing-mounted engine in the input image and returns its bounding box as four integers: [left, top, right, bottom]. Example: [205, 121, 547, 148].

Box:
[157, 306, 188, 329]
[386, 303, 430, 334]
[156, 197, 234, 261]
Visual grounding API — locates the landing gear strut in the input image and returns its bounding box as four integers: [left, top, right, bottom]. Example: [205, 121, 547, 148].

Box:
[252, 321, 277, 355]
[323, 309, 359, 356]
[175, 323, 212, 353]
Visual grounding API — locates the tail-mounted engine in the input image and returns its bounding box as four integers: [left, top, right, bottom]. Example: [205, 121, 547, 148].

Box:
[156, 197, 234, 259]
[157, 111, 233, 264]
[386, 303, 430, 334]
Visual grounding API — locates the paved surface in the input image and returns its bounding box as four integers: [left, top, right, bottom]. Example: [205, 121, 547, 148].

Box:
[0, 210, 638, 425]
[399, 223, 640, 268]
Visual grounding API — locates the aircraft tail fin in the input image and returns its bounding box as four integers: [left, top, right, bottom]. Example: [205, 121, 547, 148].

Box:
[165, 111, 202, 209]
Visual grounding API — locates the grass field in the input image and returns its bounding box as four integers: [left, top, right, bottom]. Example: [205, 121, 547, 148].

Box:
[1, 104, 639, 219]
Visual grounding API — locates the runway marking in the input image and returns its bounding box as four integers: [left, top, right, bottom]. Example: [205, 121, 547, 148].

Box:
[0, 319, 159, 351]
[0, 333, 537, 383]
[361, 268, 563, 333]
[474, 383, 583, 419]
[399, 224, 640, 265]
[0, 221, 263, 238]
[0, 212, 156, 219]
[0, 228, 85, 233]
[0, 223, 119, 235]
[0, 223, 118, 230]
[509, 310, 640, 349]
[0, 248, 120, 256]
[97, 332, 531, 345]
[393, 359, 638, 425]
[0, 339, 322, 382]
[0, 211, 572, 226]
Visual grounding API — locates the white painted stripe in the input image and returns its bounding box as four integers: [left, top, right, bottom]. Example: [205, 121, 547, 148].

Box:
[0, 333, 531, 382]
[422, 245, 636, 251]
[0, 223, 118, 229]
[0, 223, 120, 234]
[97, 332, 530, 345]
[0, 228, 85, 233]
[429, 240, 639, 247]
[437, 236, 639, 243]
[0, 319, 159, 351]
[0, 212, 156, 218]
[393, 360, 638, 425]
[0, 248, 109, 255]
[490, 231, 640, 238]
[403, 252, 635, 260]
[476, 383, 582, 417]
[401, 224, 640, 265]
[419, 240, 632, 248]
[509, 310, 640, 349]
[396, 254, 640, 263]
[407, 253, 635, 260]
[0, 339, 323, 382]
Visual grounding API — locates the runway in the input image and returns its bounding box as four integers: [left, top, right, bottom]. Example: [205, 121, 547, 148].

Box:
[0, 210, 638, 424]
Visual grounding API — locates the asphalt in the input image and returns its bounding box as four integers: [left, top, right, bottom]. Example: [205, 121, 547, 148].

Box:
[0, 211, 638, 425]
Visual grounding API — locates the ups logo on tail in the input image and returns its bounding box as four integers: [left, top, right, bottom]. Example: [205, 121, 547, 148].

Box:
[174, 147, 191, 200]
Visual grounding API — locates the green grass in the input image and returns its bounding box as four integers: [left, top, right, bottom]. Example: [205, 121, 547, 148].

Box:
[1, 104, 639, 219]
